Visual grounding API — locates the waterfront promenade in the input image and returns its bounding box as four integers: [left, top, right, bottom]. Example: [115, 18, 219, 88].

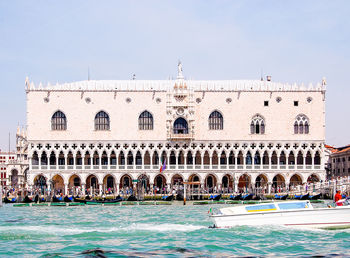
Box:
[2, 177, 350, 203]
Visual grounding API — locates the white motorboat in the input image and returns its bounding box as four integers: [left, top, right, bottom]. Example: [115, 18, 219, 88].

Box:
[210, 200, 350, 229]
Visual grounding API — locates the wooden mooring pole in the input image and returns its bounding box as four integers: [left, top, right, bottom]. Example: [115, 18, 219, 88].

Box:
[0, 185, 3, 207]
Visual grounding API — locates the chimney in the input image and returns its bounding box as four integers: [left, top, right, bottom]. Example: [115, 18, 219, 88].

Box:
[266, 76, 271, 82]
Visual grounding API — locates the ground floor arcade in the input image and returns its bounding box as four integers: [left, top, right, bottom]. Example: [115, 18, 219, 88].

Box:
[28, 170, 326, 195]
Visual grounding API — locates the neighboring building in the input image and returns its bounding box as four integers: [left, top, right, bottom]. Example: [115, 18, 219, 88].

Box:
[0, 151, 16, 186]
[2, 127, 29, 188]
[25, 64, 327, 195]
[326, 144, 350, 179]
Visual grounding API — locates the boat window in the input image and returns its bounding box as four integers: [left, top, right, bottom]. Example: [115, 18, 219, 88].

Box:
[278, 202, 309, 210]
[245, 204, 276, 212]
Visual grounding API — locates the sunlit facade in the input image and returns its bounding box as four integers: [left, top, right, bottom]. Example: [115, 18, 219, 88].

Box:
[25, 67, 327, 195]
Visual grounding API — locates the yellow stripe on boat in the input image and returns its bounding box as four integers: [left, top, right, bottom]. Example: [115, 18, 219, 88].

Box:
[247, 208, 277, 212]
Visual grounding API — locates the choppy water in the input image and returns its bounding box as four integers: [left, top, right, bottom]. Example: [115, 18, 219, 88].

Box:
[0, 203, 350, 257]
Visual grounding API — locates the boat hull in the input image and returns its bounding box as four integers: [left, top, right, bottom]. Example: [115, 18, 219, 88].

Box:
[211, 207, 350, 229]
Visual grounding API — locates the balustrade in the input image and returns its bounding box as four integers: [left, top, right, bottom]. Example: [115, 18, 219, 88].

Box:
[32, 146, 324, 172]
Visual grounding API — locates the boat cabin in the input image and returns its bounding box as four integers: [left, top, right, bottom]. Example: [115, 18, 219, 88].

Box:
[218, 201, 314, 216]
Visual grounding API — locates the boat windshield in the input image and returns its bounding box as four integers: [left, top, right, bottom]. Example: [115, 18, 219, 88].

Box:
[278, 202, 309, 210]
[245, 204, 277, 212]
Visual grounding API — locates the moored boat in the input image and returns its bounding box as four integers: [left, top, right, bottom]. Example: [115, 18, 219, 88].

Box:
[230, 194, 241, 200]
[127, 195, 137, 201]
[52, 196, 63, 202]
[294, 193, 309, 200]
[241, 194, 253, 201]
[274, 194, 288, 200]
[64, 196, 73, 202]
[4, 197, 17, 204]
[23, 196, 33, 203]
[309, 193, 321, 200]
[162, 195, 174, 201]
[86, 196, 123, 204]
[209, 194, 221, 201]
[210, 200, 350, 229]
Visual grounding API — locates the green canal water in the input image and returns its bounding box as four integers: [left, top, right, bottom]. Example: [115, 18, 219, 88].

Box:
[0, 204, 350, 257]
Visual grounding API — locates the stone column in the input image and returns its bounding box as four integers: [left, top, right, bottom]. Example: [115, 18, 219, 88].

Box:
[184, 152, 187, 168]
[73, 152, 76, 170]
[234, 181, 238, 193]
[82, 154, 85, 170]
[234, 156, 237, 170]
[150, 183, 154, 195]
[201, 155, 204, 169]
[99, 154, 102, 170]
[64, 183, 68, 195]
[38, 157, 41, 170]
[175, 152, 179, 169]
[209, 154, 213, 169]
[268, 182, 272, 194]
[269, 155, 272, 169]
[99, 183, 103, 195]
[141, 152, 145, 170]
[303, 156, 306, 170]
[29, 157, 32, 170]
[277, 154, 280, 170]
[311, 154, 315, 169]
[82, 183, 86, 196]
[133, 182, 137, 195]
[56, 156, 59, 169]
[243, 153, 246, 169]
[167, 153, 170, 167]
[116, 183, 120, 195]
[64, 154, 68, 170]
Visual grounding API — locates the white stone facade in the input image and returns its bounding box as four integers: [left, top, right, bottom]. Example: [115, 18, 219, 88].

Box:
[25, 70, 327, 195]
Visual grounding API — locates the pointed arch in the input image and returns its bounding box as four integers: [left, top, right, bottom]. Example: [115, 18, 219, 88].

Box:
[220, 151, 227, 165]
[178, 151, 184, 165]
[314, 151, 321, 165]
[280, 151, 286, 165]
[51, 111, 67, 130]
[40, 151, 48, 165]
[173, 117, 188, 134]
[295, 114, 309, 134]
[135, 151, 142, 165]
[245, 151, 252, 165]
[186, 150, 193, 165]
[94, 111, 110, 130]
[212, 151, 218, 165]
[144, 151, 151, 165]
[209, 110, 223, 130]
[138, 110, 153, 130]
[250, 114, 265, 134]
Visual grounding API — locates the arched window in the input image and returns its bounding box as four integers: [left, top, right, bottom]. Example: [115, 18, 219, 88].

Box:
[173, 117, 188, 134]
[95, 111, 110, 130]
[51, 111, 67, 130]
[294, 114, 309, 134]
[250, 115, 265, 134]
[209, 111, 223, 130]
[138, 111, 153, 130]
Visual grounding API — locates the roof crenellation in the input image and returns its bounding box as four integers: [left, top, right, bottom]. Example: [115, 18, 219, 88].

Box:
[25, 79, 326, 92]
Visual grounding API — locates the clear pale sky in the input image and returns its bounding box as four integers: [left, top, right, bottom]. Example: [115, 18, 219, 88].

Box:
[0, 0, 349, 151]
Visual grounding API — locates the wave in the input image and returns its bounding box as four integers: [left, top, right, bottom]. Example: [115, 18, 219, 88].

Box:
[0, 223, 206, 235]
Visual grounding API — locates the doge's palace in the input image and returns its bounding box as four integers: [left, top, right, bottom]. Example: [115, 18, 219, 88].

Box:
[25, 64, 327, 195]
